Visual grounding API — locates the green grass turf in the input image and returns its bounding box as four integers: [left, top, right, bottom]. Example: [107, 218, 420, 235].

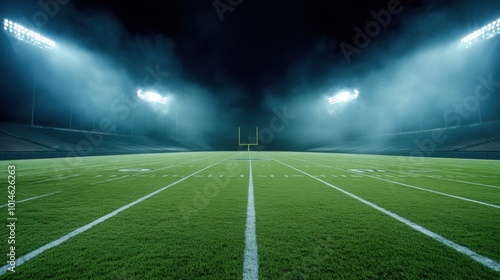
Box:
[0, 151, 498, 279]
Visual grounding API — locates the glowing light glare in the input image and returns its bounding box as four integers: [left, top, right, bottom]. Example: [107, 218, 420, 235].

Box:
[328, 89, 359, 105]
[461, 18, 500, 48]
[137, 89, 168, 104]
[2, 18, 56, 50]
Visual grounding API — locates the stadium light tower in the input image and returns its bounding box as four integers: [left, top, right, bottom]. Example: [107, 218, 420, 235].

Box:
[3, 19, 56, 50]
[328, 89, 359, 105]
[136, 89, 168, 104]
[3, 19, 57, 126]
[136, 88, 172, 137]
[461, 18, 500, 48]
[326, 89, 360, 138]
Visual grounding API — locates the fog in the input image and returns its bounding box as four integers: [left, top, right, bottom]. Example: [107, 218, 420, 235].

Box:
[0, 2, 239, 142]
[258, 0, 500, 149]
[0, 0, 499, 150]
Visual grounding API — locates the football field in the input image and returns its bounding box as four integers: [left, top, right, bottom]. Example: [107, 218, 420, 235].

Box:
[0, 151, 499, 279]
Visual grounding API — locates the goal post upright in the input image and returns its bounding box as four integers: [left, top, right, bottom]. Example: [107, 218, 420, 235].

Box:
[238, 127, 259, 159]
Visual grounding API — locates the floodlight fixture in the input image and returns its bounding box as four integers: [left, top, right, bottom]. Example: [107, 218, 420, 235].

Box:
[3, 19, 56, 50]
[328, 89, 359, 105]
[461, 18, 500, 48]
[137, 89, 168, 104]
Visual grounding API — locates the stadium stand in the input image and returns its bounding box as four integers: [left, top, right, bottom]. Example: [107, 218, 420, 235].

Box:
[305, 121, 500, 159]
[0, 123, 201, 160]
[2, 121, 500, 160]
[174, 139, 213, 151]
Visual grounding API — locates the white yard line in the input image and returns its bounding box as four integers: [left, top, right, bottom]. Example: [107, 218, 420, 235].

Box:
[90, 156, 222, 186]
[243, 160, 259, 280]
[270, 156, 500, 272]
[31, 174, 80, 184]
[23, 157, 172, 176]
[0, 191, 62, 208]
[0, 155, 234, 275]
[100, 158, 177, 171]
[130, 156, 214, 177]
[91, 175, 130, 185]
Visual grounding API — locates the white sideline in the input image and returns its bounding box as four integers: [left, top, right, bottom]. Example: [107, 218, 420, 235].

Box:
[270, 157, 500, 272]
[358, 174, 500, 209]
[243, 160, 259, 280]
[426, 176, 500, 189]
[327, 157, 500, 190]
[0, 191, 61, 208]
[295, 157, 500, 209]
[0, 155, 233, 275]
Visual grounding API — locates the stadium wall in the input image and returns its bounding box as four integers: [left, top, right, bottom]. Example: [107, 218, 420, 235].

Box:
[0, 150, 184, 160]
[323, 150, 500, 160]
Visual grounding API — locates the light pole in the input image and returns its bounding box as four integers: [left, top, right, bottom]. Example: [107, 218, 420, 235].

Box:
[318, 109, 321, 140]
[135, 88, 170, 137]
[92, 108, 96, 131]
[31, 60, 38, 126]
[130, 110, 134, 135]
[328, 89, 360, 138]
[69, 104, 73, 129]
[336, 117, 339, 137]
[478, 102, 482, 124]
[420, 113, 423, 131]
[3, 19, 56, 126]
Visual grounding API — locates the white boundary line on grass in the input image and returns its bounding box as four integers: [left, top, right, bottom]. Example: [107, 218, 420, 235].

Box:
[243, 160, 259, 280]
[0, 191, 62, 208]
[89, 154, 222, 186]
[293, 157, 500, 210]
[91, 175, 130, 185]
[359, 157, 500, 176]
[326, 157, 500, 190]
[343, 172, 500, 209]
[0, 154, 235, 275]
[31, 174, 80, 184]
[269, 156, 500, 272]
[18, 153, 202, 177]
[425, 176, 500, 189]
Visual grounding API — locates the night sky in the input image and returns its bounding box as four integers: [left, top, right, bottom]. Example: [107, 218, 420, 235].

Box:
[0, 0, 499, 145]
